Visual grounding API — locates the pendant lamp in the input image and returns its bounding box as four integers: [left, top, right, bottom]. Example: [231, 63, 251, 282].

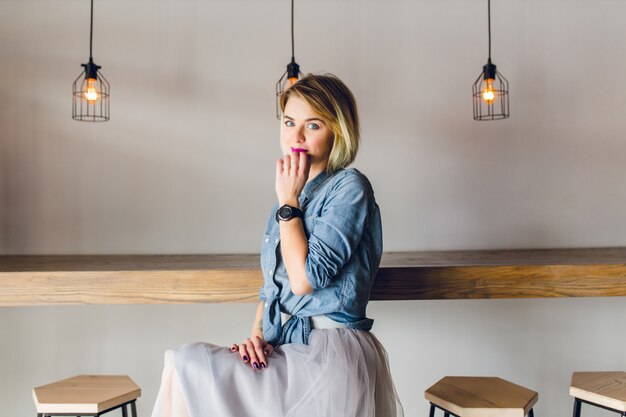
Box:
[472, 0, 509, 121]
[72, 0, 110, 122]
[276, 0, 303, 119]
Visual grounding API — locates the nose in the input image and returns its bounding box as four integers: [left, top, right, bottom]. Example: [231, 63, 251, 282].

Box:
[293, 125, 305, 143]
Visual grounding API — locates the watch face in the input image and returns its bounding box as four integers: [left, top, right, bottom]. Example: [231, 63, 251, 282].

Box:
[278, 206, 293, 220]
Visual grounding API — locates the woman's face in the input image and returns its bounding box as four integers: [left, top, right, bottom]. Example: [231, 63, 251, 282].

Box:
[281, 95, 334, 170]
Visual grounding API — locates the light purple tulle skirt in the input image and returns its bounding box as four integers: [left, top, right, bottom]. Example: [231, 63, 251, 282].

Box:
[151, 329, 403, 417]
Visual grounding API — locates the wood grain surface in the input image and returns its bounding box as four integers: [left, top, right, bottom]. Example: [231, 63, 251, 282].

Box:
[33, 375, 141, 413]
[1, 248, 626, 305]
[425, 376, 538, 417]
[570, 372, 626, 411]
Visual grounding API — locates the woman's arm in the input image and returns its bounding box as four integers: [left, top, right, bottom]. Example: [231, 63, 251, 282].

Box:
[251, 301, 264, 339]
[278, 218, 313, 295]
[232, 301, 273, 370]
[275, 152, 314, 295]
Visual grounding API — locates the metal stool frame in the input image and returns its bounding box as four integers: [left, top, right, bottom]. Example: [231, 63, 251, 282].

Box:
[428, 402, 535, 417]
[573, 398, 626, 417]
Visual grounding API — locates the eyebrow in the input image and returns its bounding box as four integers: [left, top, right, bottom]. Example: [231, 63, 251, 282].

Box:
[283, 115, 326, 124]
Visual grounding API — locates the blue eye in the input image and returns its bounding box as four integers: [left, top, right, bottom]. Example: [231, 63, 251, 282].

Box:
[284, 120, 295, 127]
[307, 123, 320, 130]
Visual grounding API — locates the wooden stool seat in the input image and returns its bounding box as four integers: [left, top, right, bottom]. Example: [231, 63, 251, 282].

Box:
[33, 375, 141, 416]
[425, 376, 538, 417]
[570, 372, 626, 416]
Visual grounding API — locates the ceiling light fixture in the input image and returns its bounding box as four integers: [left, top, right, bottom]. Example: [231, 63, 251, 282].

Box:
[275, 0, 303, 119]
[72, 0, 109, 122]
[473, 0, 509, 121]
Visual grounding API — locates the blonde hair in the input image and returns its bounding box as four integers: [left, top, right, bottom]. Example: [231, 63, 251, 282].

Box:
[279, 73, 360, 173]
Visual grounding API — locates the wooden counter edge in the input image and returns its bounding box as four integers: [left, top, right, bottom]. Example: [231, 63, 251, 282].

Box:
[1, 257, 626, 305]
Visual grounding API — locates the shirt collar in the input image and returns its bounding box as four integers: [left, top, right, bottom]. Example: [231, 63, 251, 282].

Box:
[299, 170, 333, 206]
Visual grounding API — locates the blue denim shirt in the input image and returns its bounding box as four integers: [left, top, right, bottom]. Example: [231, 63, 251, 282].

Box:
[259, 168, 383, 346]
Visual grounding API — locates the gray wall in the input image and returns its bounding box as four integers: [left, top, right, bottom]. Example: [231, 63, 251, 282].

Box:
[1, 0, 626, 416]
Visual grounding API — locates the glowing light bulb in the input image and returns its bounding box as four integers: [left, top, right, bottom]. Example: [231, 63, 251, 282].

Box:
[288, 77, 298, 87]
[83, 78, 99, 102]
[482, 78, 496, 104]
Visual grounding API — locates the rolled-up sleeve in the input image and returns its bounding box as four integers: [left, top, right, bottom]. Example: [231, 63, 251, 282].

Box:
[304, 173, 373, 290]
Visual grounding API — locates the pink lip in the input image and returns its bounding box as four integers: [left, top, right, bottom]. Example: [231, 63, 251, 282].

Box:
[291, 147, 308, 153]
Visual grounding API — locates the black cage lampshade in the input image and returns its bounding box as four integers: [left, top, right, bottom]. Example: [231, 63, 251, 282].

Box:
[473, 59, 509, 120]
[276, 0, 303, 119]
[472, 0, 509, 121]
[72, 0, 109, 122]
[73, 58, 110, 122]
[276, 59, 302, 118]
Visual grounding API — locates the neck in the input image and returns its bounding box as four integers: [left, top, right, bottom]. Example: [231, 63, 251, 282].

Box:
[307, 162, 328, 183]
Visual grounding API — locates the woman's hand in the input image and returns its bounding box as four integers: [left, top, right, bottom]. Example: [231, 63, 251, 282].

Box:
[230, 336, 274, 371]
[276, 151, 310, 206]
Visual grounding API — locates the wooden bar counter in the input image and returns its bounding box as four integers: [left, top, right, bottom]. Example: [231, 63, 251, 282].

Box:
[1, 248, 626, 306]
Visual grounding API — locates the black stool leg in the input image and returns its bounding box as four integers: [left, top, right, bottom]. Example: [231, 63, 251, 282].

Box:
[573, 398, 582, 417]
[131, 400, 138, 417]
[528, 408, 535, 417]
[429, 403, 436, 417]
[122, 403, 128, 417]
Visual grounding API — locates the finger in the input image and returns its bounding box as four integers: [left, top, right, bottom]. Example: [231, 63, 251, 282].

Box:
[238, 344, 250, 364]
[244, 339, 261, 370]
[251, 336, 267, 369]
[298, 151, 309, 176]
[276, 158, 284, 176]
[230, 344, 239, 352]
[283, 154, 291, 174]
[290, 152, 299, 175]
[263, 343, 274, 357]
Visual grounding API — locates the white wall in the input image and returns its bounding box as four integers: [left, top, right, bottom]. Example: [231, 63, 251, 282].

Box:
[2, 299, 625, 417]
[1, 0, 626, 416]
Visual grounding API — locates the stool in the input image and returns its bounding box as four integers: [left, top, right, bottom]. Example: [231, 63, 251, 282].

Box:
[425, 376, 538, 417]
[570, 372, 626, 417]
[33, 375, 141, 417]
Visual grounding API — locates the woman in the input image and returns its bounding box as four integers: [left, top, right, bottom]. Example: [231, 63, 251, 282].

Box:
[152, 74, 403, 417]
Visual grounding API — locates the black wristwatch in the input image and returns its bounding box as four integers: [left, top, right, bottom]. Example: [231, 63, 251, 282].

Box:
[275, 204, 304, 222]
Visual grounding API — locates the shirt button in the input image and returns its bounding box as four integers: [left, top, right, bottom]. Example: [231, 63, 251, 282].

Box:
[267, 269, 272, 275]
[264, 237, 269, 243]
[275, 238, 279, 243]
[264, 302, 268, 308]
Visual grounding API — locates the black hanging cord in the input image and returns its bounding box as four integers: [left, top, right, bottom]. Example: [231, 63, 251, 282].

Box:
[89, 0, 94, 60]
[487, 0, 491, 60]
[291, 0, 295, 61]
[83, 0, 99, 79]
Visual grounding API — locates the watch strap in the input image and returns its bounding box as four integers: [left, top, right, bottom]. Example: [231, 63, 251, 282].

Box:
[276, 204, 304, 222]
